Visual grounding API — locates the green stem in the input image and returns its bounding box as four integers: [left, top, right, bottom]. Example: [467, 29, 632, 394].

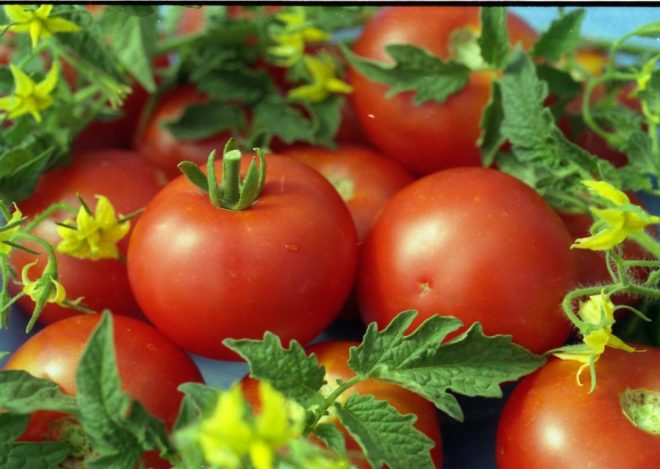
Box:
[581, 36, 660, 58]
[628, 284, 660, 299]
[562, 285, 613, 327]
[629, 231, 660, 259]
[24, 202, 77, 232]
[221, 150, 242, 206]
[309, 374, 363, 432]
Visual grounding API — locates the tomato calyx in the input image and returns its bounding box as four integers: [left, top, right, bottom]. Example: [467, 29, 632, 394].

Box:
[620, 387, 660, 435]
[178, 139, 267, 211]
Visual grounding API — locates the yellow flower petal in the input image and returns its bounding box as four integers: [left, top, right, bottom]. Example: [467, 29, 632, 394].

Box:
[250, 440, 275, 469]
[44, 16, 81, 34]
[606, 334, 637, 353]
[9, 64, 35, 97]
[29, 18, 46, 48]
[4, 5, 32, 23]
[34, 5, 54, 18]
[35, 63, 60, 97]
[572, 226, 627, 251]
[583, 180, 630, 206]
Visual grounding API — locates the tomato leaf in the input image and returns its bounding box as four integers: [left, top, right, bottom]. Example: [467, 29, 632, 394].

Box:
[75, 312, 175, 468]
[334, 394, 435, 469]
[532, 9, 586, 61]
[342, 43, 470, 105]
[0, 414, 72, 469]
[639, 68, 660, 118]
[305, 95, 343, 148]
[479, 7, 509, 69]
[101, 6, 158, 93]
[224, 333, 327, 410]
[163, 101, 246, 141]
[349, 311, 545, 421]
[0, 370, 78, 416]
[173, 382, 220, 432]
[479, 81, 505, 166]
[251, 96, 316, 145]
[498, 49, 620, 209]
[313, 423, 347, 457]
[536, 64, 582, 100]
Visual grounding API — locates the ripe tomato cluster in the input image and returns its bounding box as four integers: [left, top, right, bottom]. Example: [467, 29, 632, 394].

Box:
[2, 5, 659, 468]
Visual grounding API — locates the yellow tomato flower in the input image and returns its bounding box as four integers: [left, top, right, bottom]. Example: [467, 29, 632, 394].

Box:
[56, 195, 130, 261]
[21, 261, 67, 305]
[572, 180, 660, 251]
[0, 206, 23, 256]
[197, 381, 305, 469]
[268, 7, 330, 67]
[288, 53, 353, 103]
[4, 4, 80, 48]
[554, 291, 636, 387]
[0, 64, 59, 122]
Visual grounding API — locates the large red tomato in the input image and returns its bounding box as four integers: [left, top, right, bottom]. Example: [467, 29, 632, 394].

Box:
[497, 347, 660, 468]
[127, 153, 358, 359]
[133, 86, 233, 179]
[242, 340, 443, 468]
[281, 144, 414, 242]
[4, 314, 204, 466]
[349, 6, 537, 176]
[9, 149, 164, 325]
[357, 167, 576, 354]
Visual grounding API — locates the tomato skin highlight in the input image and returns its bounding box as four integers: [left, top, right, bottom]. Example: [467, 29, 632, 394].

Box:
[349, 6, 537, 176]
[497, 347, 660, 469]
[3, 314, 204, 467]
[241, 340, 443, 468]
[281, 144, 414, 242]
[358, 167, 576, 354]
[127, 153, 358, 360]
[9, 149, 164, 325]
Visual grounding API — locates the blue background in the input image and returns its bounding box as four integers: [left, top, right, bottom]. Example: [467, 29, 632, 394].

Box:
[2, 6, 659, 468]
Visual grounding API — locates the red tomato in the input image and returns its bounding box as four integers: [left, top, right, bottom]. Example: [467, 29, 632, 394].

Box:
[127, 153, 358, 360]
[242, 340, 443, 468]
[281, 144, 414, 242]
[497, 347, 660, 468]
[349, 6, 537, 176]
[357, 167, 576, 354]
[4, 314, 204, 466]
[133, 86, 232, 180]
[9, 149, 165, 325]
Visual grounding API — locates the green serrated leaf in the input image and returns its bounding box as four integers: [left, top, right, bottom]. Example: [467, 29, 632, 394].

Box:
[75, 312, 174, 468]
[173, 383, 220, 433]
[101, 6, 159, 92]
[349, 311, 462, 377]
[0, 370, 78, 416]
[224, 333, 326, 410]
[313, 423, 347, 457]
[252, 96, 315, 144]
[0, 414, 72, 469]
[305, 95, 343, 148]
[335, 394, 435, 469]
[343, 43, 470, 105]
[351, 312, 545, 422]
[533, 9, 586, 61]
[536, 64, 582, 100]
[479, 81, 505, 166]
[163, 101, 245, 141]
[195, 67, 273, 104]
[479, 7, 509, 69]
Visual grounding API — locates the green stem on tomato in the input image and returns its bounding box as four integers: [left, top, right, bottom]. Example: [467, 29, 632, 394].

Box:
[308, 374, 364, 433]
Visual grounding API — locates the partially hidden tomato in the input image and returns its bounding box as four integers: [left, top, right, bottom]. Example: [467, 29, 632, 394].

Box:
[280, 144, 414, 242]
[358, 167, 576, 354]
[4, 313, 204, 467]
[497, 347, 660, 468]
[127, 153, 358, 360]
[133, 86, 233, 179]
[348, 6, 537, 176]
[241, 340, 443, 468]
[9, 149, 165, 325]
